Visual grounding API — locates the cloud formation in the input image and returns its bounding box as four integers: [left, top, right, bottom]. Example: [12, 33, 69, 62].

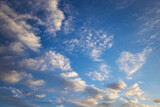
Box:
[60, 72, 78, 78]
[0, 2, 41, 52]
[65, 30, 113, 61]
[87, 63, 111, 81]
[21, 51, 71, 71]
[105, 80, 126, 100]
[154, 99, 160, 104]
[0, 70, 31, 83]
[117, 47, 152, 79]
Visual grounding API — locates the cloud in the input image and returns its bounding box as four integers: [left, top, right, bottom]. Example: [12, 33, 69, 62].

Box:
[125, 97, 139, 104]
[105, 80, 126, 100]
[86, 63, 111, 81]
[65, 30, 113, 61]
[34, 94, 46, 98]
[0, 87, 23, 97]
[26, 79, 45, 87]
[45, 0, 65, 33]
[125, 83, 147, 100]
[115, 0, 136, 9]
[0, 70, 31, 83]
[137, 3, 160, 46]
[0, 2, 41, 52]
[122, 103, 151, 107]
[84, 86, 104, 100]
[117, 47, 152, 78]
[106, 80, 127, 91]
[0, 92, 40, 107]
[96, 103, 110, 107]
[65, 78, 86, 92]
[60, 72, 78, 78]
[154, 99, 160, 104]
[20, 51, 71, 71]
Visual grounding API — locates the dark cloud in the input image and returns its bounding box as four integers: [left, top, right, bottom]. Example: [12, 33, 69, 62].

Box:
[154, 99, 160, 104]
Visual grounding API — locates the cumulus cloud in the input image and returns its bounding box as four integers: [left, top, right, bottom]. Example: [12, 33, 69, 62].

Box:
[87, 63, 111, 81]
[60, 72, 78, 78]
[117, 47, 152, 78]
[20, 51, 71, 71]
[125, 83, 147, 101]
[45, 0, 65, 33]
[106, 80, 127, 91]
[0, 2, 41, 52]
[0, 70, 31, 83]
[105, 80, 126, 100]
[84, 86, 104, 100]
[65, 78, 86, 92]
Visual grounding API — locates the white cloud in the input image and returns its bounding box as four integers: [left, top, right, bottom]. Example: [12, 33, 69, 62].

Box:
[65, 78, 86, 92]
[125, 83, 147, 101]
[35, 94, 46, 98]
[87, 63, 111, 81]
[0, 70, 31, 84]
[87, 71, 107, 81]
[27, 79, 45, 87]
[65, 30, 113, 61]
[60, 72, 78, 78]
[45, 0, 65, 34]
[21, 51, 71, 71]
[117, 47, 152, 78]
[125, 97, 139, 104]
[0, 2, 41, 52]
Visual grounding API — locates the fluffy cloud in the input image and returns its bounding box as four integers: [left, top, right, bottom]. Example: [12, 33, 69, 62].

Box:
[0, 70, 31, 83]
[125, 83, 147, 100]
[105, 80, 126, 100]
[154, 99, 160, 104]
[0, 2, 41, 52]
[84, 86, 104, 100]
[65, 78, 86, 92]
[21, 51, 71, 71]
[106, 80, 127, 91]
[117, 47, 152, 78]
[60, 72, 78, 78]
[87, 63, 111, 81]
[45, 0, 65, 33]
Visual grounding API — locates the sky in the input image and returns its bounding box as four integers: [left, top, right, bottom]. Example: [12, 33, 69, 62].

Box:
[0, 0, 160, 107]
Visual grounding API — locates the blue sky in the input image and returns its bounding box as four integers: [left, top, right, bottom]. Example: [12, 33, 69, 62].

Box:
[0, 0, 160, 107]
